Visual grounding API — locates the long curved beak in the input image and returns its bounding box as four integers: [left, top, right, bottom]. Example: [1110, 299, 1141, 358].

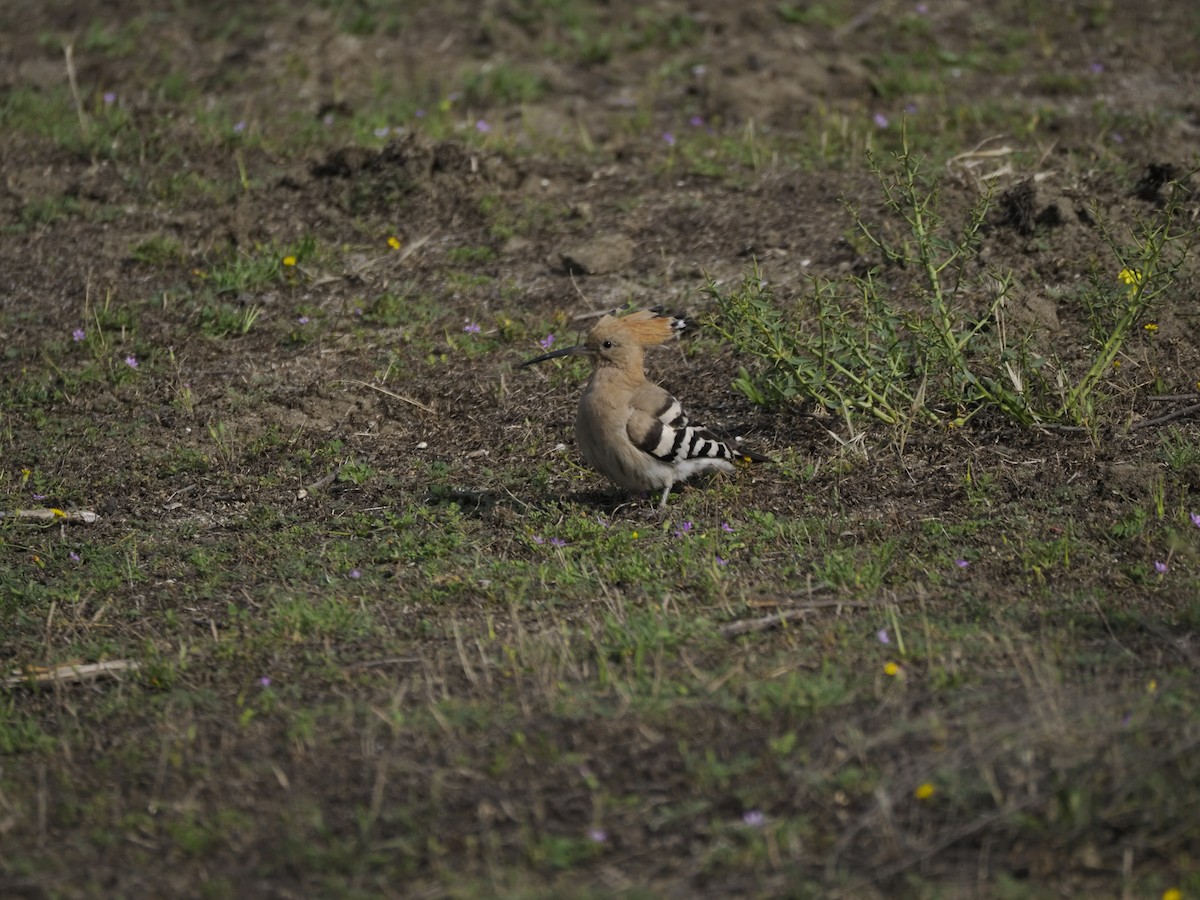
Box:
[518, 344, 591, 368]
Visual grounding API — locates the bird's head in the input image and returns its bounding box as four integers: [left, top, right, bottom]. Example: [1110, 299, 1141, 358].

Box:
[519, 309, 685, 373]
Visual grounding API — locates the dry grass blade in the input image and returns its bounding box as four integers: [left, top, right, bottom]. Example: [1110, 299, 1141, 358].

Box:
[0, 508, 101, 525]
[721, 598, 866, 637]
[6, 660, 141, 688]
[339, 379, 436, 413]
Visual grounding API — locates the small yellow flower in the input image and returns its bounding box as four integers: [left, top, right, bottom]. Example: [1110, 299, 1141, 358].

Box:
[914, 782, 936, 800]
[631, 531, 639, 539]
[1118, 267, 1143, 286]
[1162, 889, 1181, 900]
[1148, 679, 1157, 694]
[282, 255, 297, 267]
[884, 661, 901, 677]
[1143, 322, 1159, 332]
[387, 236, 401, 250]
[1113, 359, 1121, 369]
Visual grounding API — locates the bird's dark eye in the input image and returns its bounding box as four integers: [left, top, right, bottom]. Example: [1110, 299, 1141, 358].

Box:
[602, 340, 613, 349]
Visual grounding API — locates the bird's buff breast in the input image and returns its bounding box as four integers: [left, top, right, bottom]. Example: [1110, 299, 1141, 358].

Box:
[576, 393, 672, 491]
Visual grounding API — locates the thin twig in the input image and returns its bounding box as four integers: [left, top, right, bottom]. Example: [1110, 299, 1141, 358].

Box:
[1132, 401, 1200, 430]
[1035, 423, 1092, 434]
[340, 379, 435, 413]
[721, 599, 868, 638]
[349, 233, 433, 277]
[6, 660, 140, 688]
[0, 508, 101, 525]
[300, 463, 348, 496]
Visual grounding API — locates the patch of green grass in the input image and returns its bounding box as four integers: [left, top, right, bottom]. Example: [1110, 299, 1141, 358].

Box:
[1159, 428, 1200, 470]
[625, 7, 702, 51]
[189, 237, 318, 338]
[197, 300, 264, 339]
[479, 194, 563, 240]
[14, 194, 83, 229]
[131, 235, 185, 266]
[462, 63, 548, 107]
[151, 170, 240, 206]
[446, 244, 497, 265]
[78, 18, 146, 57]
[322, 0, 411, 36]
[0, 84, 83, 144]
[0, 699, 58, 753]
[776, 2, 847, 27]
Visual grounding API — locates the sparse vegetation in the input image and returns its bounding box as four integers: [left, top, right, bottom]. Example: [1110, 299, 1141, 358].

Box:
[2, 2, 1199, 899]
[709, 138, 1198, 434]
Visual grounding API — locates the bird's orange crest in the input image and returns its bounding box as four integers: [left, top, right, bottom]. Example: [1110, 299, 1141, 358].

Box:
[596, 309, 685, 348]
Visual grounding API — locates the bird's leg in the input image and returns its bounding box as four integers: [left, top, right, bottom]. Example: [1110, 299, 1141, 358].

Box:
[658, 482, 673, 509]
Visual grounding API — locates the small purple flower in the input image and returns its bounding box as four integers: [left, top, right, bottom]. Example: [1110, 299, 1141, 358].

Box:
[663, 132, 676, 146]
[915, 3, 928, 13]
[415, 108, 426, 118]
[1189, 512, 1200, 528]
[69, 551, 81, 562]
[955, 559, 969, 568]
[374, 127, 390, 138]
[1089, 62, 1104, 74]
[715, 556, 728, 567]
[532, 535, 545, 545]
[232, 121, 246, 134]
[463, 321, 481, 334]
[877, 628, 890, 645]
[258, 676, 271, 687]
[539, 334, 556, 350]
[72, 328, 85, 342]
[905, 102, 919, 114]
[673, 521, 693, 537]
[103, 91, 116, 105]
[587, 828, 607, 843]
[349, 569, 361, 579]
[1154, 560, 1167, 575]
[689, 115, 705, 127]
[124, 355, 139, 369]
[873, 112, 889, 128]
[297, 316, 309, 325]
[32, 493, 45, 500]
[1111, 132, 1125, 144]
[323, 113, 334, 127]
[549, 537, 566, 548]
[742, 810, 765, 827]
[475, 119, 491, 133]
[721, 522, 734, 533]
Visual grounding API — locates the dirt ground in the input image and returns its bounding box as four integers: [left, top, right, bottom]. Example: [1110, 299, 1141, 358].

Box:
[2, 1, 1200, 897]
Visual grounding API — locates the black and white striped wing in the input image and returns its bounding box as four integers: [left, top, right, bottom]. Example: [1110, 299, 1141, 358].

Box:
[627, 393, 733, 466]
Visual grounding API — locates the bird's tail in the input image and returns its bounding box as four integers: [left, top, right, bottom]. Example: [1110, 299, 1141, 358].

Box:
[732, 439, 773, 465]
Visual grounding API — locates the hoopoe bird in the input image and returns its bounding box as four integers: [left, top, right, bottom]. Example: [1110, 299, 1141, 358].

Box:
[520, 309, 770, 507]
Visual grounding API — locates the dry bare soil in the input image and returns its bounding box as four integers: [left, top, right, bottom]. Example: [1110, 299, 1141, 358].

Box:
[2, 1, 1199, 898]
